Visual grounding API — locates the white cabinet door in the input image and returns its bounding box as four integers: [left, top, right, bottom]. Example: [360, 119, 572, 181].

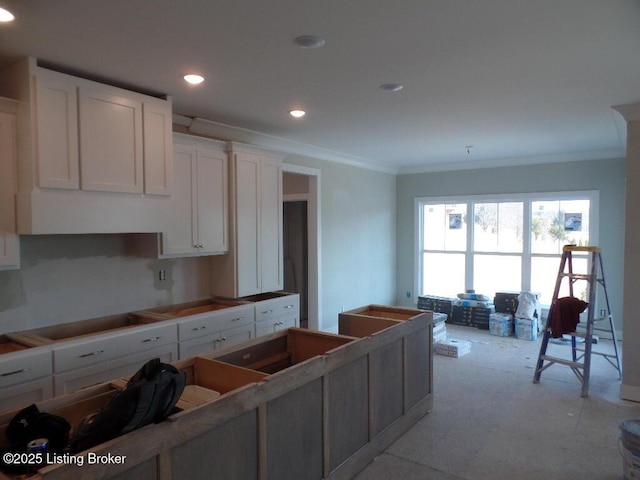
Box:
[210, 143, 283, 297]
[161, 137, 228, 257]
[78, 85, 143, 193]
[196, 148, 228, 254]
[0, 110, 19, 270]
[33, 72, 79, 189]
[260, 158, 283, 293]
[235, 151, 261, 296]
[162, 144, 197, 255]
[143, 97, 172, 195]
[218, 323, 254, 350]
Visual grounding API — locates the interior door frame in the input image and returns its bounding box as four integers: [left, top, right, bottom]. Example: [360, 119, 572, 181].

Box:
[282, 164, 322, 331]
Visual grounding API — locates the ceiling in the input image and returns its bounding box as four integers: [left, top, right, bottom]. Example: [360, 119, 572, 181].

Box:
[0, 0, 639, 174]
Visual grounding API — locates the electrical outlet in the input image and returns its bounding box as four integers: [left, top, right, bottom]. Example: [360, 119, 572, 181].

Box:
[158, 269, 166, 281]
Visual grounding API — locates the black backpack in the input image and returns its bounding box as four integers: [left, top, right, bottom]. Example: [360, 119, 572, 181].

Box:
[68, 358, 186, 453]
[1, 405, 71, 475]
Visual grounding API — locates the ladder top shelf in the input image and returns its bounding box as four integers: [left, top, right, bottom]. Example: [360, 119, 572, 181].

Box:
[563, 245, 601, 253]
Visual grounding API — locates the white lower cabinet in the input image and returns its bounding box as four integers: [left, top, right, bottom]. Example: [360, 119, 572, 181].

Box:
[0, 377, 53, 413]
[52, 322, 178, 395]
[255, 314, 297, 337]
[53, 343, 178, 396]
[178, 324, 254, 359]
[0, 346, 53, 414]
[253, 294, 300, 337]
[177, 304, 254, 359]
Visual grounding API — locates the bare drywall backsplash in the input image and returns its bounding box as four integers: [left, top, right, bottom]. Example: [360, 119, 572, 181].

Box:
[0, 234, 211, 335]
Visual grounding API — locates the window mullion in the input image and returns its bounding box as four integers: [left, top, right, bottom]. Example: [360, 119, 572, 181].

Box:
[522, 200, 532, 291]
[466, 202, 474, 291]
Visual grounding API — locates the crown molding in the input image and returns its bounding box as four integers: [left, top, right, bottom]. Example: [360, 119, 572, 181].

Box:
[172, 114, 397, 175]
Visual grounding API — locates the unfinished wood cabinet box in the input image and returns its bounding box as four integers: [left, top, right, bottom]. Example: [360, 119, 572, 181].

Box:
[338, 305, 433, 440]
[0, 307, 433, 480]
[211, 327, 354, 374]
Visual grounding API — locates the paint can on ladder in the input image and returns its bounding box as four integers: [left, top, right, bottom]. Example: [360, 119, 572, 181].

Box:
[620, 420, 640, 479]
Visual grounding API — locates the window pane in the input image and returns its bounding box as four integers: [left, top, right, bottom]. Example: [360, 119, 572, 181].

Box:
[422, 252, 465, 296]
[473, 202, 523, 253]
[423, 203, 466, 251]
[473, 255, 521, 296]
[531, 199, 590, 254]
[531, 256, 589, 305]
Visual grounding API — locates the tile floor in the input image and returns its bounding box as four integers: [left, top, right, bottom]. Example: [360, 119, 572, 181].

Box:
[354, 324, 639, 480]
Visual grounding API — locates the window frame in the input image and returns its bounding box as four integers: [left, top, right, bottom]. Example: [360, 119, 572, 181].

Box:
[414, 190, 599, 304]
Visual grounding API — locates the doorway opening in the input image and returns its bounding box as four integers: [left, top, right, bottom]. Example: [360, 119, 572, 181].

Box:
[283, 165, 321, 331]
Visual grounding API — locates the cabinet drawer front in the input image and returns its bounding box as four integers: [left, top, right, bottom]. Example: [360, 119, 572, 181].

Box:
[53, 323, 177, 372]
[178, 335, 219, 359]
[178, 306, 254, 342]
[0, 377, 54, 415]
[0, 349, 52, 388]
[214, 305, 254, 331]
[255, 296, 299, 323]
[54, 343, 178, 395]
[178, 313, 219, 342]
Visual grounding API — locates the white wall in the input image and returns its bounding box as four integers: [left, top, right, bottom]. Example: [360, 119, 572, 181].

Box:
[282, 154, 397, 332]
[0, 157, 398, 336]
[395, 158, 626, 335]
[0, 235, 211, 334]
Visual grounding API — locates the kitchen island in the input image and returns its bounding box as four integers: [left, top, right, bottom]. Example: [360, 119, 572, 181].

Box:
[0, 305, 432, 480]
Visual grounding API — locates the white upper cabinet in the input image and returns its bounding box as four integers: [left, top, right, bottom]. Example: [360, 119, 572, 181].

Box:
[78, 86, 144, 193]
[210, 143, 283, 298]
[0, 57, 173, 234]
[0, 104, 19, 270]
[143, 97, 173, 196]
[33, 72, 79, 189]
[161, 134, 228, 257]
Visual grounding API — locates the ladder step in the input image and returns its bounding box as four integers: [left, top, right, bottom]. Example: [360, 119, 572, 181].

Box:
[539, 355, 584, 370]
[559, 273, 594, 281]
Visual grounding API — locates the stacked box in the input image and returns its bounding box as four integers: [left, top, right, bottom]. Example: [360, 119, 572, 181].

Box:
[435, 338, 471, 357]
[450, 305, 494, 329]
[417, 295, 455, 316]
[494, 292, 519, 315]
[515, 318, 538, 341]
[432, 312, 448, 344]
[489, 313, 514, 337]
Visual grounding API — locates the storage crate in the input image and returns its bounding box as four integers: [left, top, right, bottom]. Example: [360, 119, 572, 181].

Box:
[515, 318, 538, 341]
[489, 313, 514, 337]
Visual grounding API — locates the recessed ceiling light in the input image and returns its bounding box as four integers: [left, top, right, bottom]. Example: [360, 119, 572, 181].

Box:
[183, 74, 205, 85]
[289, 109, 306, 118]
[0, 7, 15, 22]
[380, 83, 404, 92]
[293, 35, 325, 49]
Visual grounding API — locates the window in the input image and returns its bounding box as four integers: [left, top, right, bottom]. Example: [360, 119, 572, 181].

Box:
[415, 191, 598, 306]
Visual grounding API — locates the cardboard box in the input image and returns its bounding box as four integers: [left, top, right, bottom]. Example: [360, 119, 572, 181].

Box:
[435, 338, 471, 357]
[515, 318, 538, 341]
[489, 313, 514, 337]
